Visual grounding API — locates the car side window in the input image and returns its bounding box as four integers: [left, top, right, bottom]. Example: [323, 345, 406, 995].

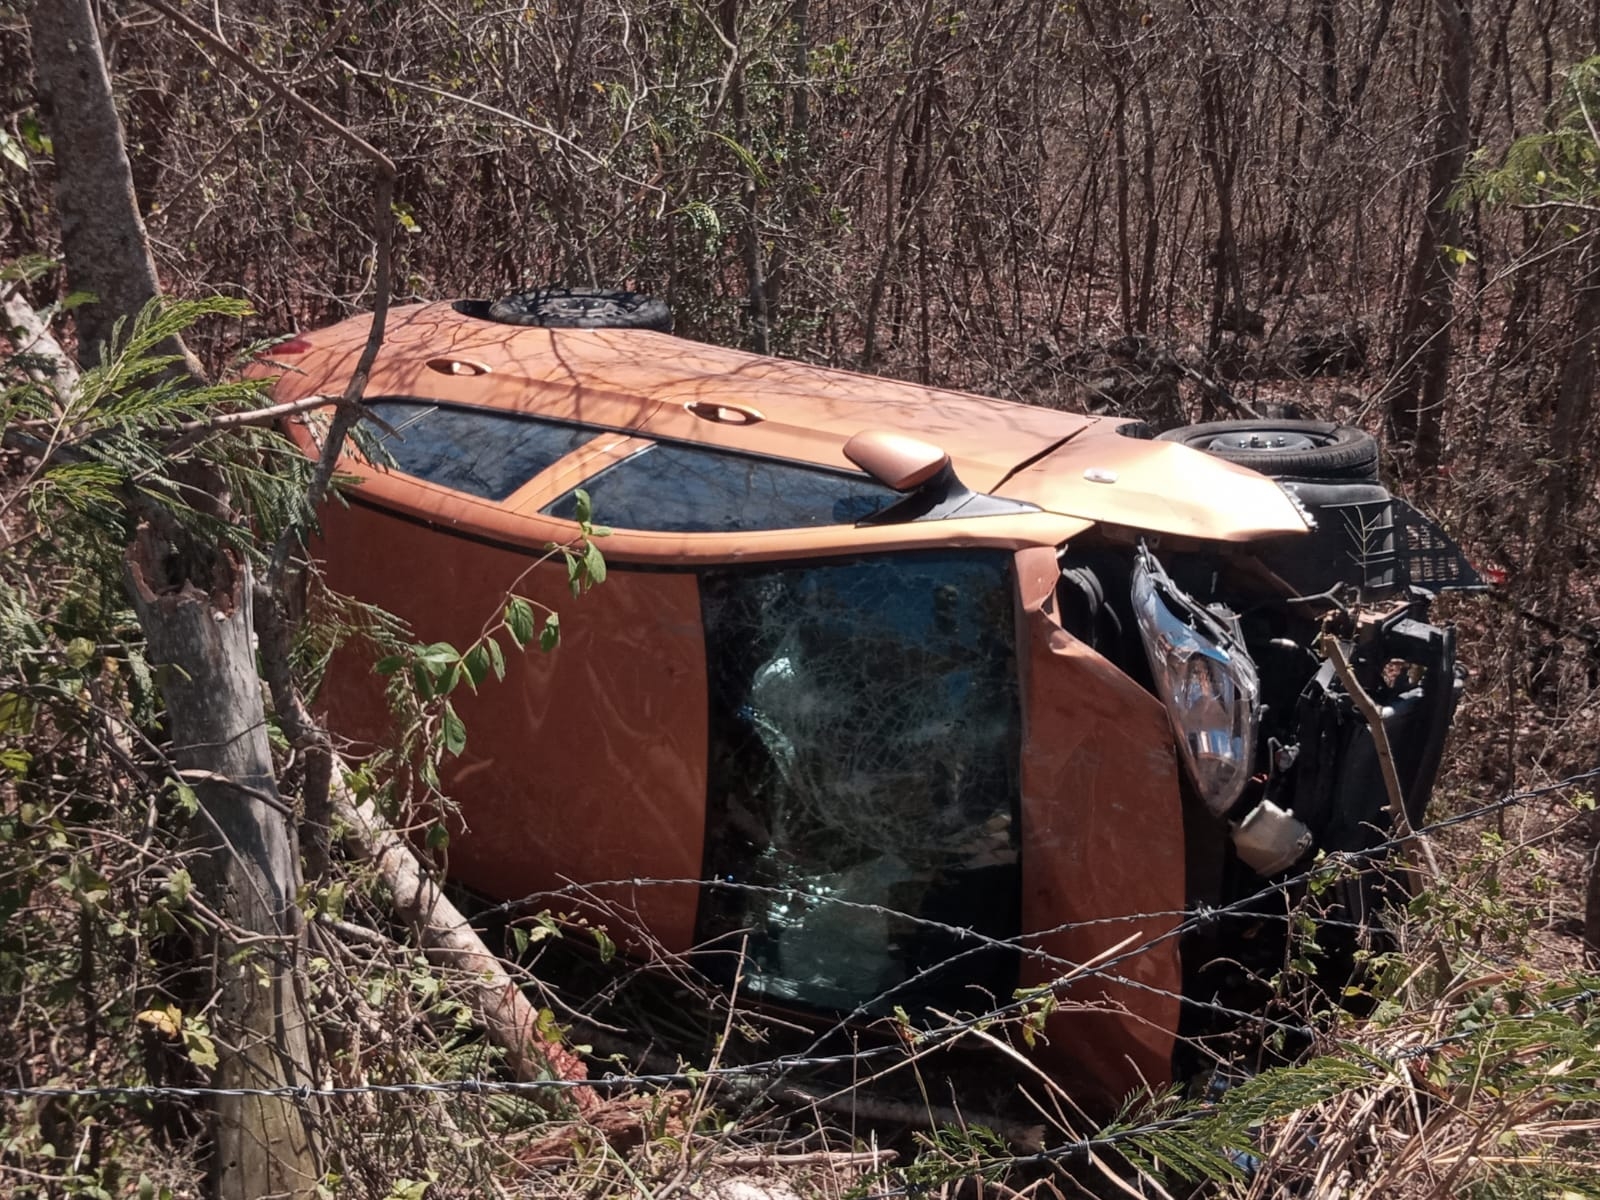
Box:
[364, 398, 599, 501]
[695, 550, 1022, 1016]
[542, 442, 896, 531]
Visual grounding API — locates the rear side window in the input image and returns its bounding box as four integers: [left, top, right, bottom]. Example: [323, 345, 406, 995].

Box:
[364, 398, 598, 501]
[695, 550, 1022, 1016]
[543, 442, 896, 532]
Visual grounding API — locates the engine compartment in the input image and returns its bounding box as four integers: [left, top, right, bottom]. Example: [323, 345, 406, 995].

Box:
[1058, 475, 1477, 907]
[1056, 474, 1478, 1071]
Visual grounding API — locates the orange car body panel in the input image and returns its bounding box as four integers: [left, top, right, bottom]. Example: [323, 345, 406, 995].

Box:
[313, 499, 711, 950]
[265, 300, 1293, 1101]
[1013, 547, 1185, 1100]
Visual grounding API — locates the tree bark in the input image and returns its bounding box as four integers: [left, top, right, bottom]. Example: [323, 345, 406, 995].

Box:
[126, 530, 321, 1198]
[1539, 231, 1600, 556]
[30, 0, 166, 367]
[1587, 831, 1600, 969]
[1384, 0, 1472, 475]
[32, 3, 322, 1194]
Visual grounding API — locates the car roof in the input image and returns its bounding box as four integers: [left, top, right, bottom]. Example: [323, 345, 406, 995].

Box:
[268, 301, 1103, 492]
[264, 300, 1311, 551]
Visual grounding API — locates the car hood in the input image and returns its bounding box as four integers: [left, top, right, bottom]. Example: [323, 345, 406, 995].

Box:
[994, 428, 1312, 542]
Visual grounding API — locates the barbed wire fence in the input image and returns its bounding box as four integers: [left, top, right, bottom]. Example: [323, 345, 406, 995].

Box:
[3, 765, 1598, 1183]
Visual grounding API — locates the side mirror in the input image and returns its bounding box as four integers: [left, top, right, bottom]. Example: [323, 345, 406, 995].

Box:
[843, 430, 952, 492]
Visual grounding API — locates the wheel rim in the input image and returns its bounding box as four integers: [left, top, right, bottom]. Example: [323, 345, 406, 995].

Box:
[1204, 430, 1323, 453]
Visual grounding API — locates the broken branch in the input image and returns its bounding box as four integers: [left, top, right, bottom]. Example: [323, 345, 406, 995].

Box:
[331, 774, 600, 1114]
[1318, 631, 1443, 885]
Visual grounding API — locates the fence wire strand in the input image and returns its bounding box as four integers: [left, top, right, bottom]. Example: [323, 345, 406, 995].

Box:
[3, 765, 1596, 1144]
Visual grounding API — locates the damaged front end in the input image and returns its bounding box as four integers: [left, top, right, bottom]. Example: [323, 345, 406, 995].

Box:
[1066, 475, 1480, 905]
[1079, 474, 1483, 1065]
[1130, 544, 1467, 886]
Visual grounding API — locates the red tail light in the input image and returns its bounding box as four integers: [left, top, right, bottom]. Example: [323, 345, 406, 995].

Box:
[257, 336, 312, 358]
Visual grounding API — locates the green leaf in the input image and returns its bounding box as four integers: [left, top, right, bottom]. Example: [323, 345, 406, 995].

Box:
[440, 701, 467, 756]
[321, 881, 347, 919]
[414, 641, 459, 667]
[708, 129, 770, 187]
[484, 636, 506, 681]
[374, 654, 407, 676]
[437, 662, 461, 696]
[412, 661, 436, 700]
[172, 782, 199, 817]
[462, 644, 490, 688]
[0, 692, 36, 736]
[165, 868, 192, 905]
[0, 129, 28, 171]
[425, 822, 450, 851]
[19, 113, 49, 155]
[539, 612, 560, 653]
[390, 201, 422, 234]
[582, 540, 607, 587]
[0, 748, 30, 778]
[185, 1031, 219, 1070]
[574, 487, 593, 525]
[593, 926, 616, 963]
[65, 636, 96, 669]
[505, 596, 535, 648]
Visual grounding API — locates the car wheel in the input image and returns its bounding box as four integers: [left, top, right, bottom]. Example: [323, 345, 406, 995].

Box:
[1156, 418, 1379, 480]
[486, 287, 673, 332]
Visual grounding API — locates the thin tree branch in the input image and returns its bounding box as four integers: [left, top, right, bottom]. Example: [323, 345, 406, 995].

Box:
[141, 0, 396, 180]
[1319, 632, 1444, 887]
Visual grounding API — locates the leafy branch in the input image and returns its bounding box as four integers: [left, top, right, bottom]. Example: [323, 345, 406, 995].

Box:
[367, 490, 609, 790]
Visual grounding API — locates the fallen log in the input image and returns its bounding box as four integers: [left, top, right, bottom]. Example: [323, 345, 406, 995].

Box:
[332, 783, 600, 1114]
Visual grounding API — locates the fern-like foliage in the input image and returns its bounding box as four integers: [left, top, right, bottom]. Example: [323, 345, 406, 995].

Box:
[1455, 55, 1600, 218]
[1, 287, 318, 692]
[7, 293, 314, 577]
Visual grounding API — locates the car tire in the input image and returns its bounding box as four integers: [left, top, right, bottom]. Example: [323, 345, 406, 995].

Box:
[1156, 419, 1379, 481]
[487, 287, 673, 332]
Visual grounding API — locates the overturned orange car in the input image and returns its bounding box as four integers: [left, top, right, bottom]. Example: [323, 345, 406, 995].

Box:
[266, 291, 1479, 1103]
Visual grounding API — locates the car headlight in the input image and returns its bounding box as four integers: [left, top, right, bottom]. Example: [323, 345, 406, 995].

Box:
[1130, 548, 1260, 816]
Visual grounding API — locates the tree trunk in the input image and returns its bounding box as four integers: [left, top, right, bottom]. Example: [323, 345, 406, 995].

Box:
[720, 0, 770, 355]
[32, 3, 322, 1194]
[1587, 831, 1600, 969]
[1384, 0, 1472, 475]
[30, 0, 166, 367]
[126, 531, 321, 1198]
[1586, 812, 1600, 968]
[1539, 232, 1600, 556]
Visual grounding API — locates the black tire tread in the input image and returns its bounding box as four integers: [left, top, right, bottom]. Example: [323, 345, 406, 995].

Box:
[1155, 418, 1379, 480]
[486, 287, 673, 332]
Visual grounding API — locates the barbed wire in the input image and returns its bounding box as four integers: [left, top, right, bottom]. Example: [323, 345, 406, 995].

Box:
[490, 764, 1600, 950]
[4, 768, 1595, 1115]
[4, 980, 1594, 1200]
[2, 757, 1594, 1200]
[4, 977, 1590, 1107]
